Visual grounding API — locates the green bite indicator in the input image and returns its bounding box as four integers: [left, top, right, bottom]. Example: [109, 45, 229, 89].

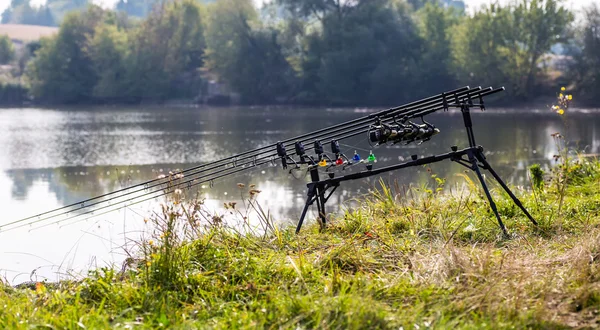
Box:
[367, 151, 376, 163]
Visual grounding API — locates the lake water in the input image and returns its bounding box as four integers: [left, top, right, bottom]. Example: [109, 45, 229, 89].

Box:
[1, 105, 599, 284]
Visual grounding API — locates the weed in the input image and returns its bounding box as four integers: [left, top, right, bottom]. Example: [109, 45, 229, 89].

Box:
[2, 153, 600, 329]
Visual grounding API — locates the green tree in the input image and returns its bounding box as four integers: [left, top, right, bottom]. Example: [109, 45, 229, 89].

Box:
[0, 35, 15, 64]
[87, 24, 129, 101]
[27, 6, 105, 103]
[279, 0, 425, 105]
[205, 0, 294, 103]
[126, 0, 206, 101]
[452, 0, 572, 98]
[571, 4, 600, 104]
[416, 3, 460, 96]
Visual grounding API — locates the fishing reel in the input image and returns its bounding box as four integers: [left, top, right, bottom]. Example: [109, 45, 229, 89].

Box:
[368, 117, 440, 146]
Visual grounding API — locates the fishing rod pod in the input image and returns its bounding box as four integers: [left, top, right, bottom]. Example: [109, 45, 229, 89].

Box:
[1, 86, 510, 234]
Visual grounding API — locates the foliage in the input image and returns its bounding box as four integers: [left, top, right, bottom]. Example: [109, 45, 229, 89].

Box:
[12, 0, 600, 105]
[0, 82, 27, 104]
[205, 0, 294, 103]
[86, 24, 129, 101]
[25, 0, 206, 104]
[125, 0, 206, 101]
[529, 163, 544, 190]
[1, 154, 600, 328]
[452, 0, 572, 98]
[26, 6, 105, 103]
[415, 3, 459, 97]
[286, 0, 427, 105]
[570, 4, 600, 104]
[0, 35, 15, 64]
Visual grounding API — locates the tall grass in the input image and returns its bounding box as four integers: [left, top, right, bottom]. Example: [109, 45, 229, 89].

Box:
[1, 153, 599, 328]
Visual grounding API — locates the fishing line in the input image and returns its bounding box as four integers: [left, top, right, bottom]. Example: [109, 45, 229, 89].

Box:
[10, 86, 471, 225]
[2, 87, 493, 232]
[21, 158, 275, 232]
[339, 142, 371, 153]
[17, 94, 470, 230]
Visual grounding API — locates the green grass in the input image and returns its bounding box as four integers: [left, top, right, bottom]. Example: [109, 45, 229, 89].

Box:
[2, 158, 600, 329]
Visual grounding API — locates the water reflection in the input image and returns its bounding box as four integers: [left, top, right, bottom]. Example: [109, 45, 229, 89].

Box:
[0, 106, 599, 284]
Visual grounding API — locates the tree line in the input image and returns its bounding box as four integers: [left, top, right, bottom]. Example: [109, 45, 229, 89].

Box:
[2, 0, 600, 106]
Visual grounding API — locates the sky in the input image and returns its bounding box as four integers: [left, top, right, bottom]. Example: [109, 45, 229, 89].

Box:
[0, 0, 596, 20]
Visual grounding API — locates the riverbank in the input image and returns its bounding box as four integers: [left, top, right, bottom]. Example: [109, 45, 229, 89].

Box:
[1, 157, 600, 328]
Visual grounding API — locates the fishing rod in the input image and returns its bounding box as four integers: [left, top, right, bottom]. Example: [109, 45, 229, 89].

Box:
[1, 87, 482, 231]
[5, 86, 470, 227]
[3, 89, 492, 232]
[1, 87, 508, 234]
[10, 88, 499, 233]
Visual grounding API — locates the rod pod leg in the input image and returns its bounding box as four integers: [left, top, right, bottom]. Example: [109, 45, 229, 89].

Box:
[296, 184, 317, 234]
[316, 185, 327, 228]
[475, 153, 538, 226]
[468, 151, 510, 237]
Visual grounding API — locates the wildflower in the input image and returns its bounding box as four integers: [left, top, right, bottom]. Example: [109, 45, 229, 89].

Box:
[557, 109, 564, 115]
[249, 189, 262, 196]
[552, 105, 558, 110]
[561, 87, 566, 91]
[237, 183, 245, 188]
[559, 93, 564, 98]
[149, 239, 154, 246]
[249, 184, 256, 188]
[146, 261, 152, 267]
[174, 189, 182, 195]
[144, 218, 148, 224]
[568, 95, 573, 100]
[35, 282, 45, 293]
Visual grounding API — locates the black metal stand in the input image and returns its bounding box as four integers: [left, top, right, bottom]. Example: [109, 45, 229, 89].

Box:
[296, 104, 537, 237]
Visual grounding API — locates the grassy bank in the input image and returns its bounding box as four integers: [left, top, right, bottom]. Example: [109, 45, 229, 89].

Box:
[1, 156, 600, 329]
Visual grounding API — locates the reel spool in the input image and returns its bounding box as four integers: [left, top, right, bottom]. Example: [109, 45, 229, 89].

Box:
[368, 118, 440, 146]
